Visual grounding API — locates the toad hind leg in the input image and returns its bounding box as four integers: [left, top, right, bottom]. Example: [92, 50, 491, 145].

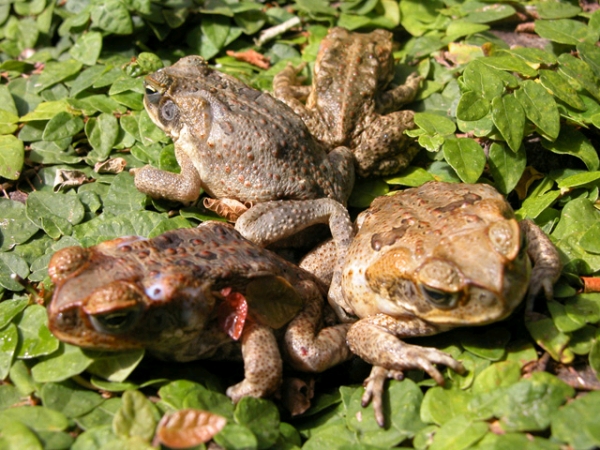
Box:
[353, 111, 420, 177]
[226, 322, 282, 402]
[235, 198, 354, 256]
[284, 280, 352, 372]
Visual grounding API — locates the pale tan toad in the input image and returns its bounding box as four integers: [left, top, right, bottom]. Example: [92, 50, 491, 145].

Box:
[47, 222, 352, 402]
[132, 55, 354, 257]
[320, 182, 561, 425]
[273, 27, 422, 178]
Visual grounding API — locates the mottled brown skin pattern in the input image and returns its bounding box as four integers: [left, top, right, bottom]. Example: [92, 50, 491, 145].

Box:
[328, 182, 562, 426]
[132, 56, 354, 256]
[47, 222, 351, 402]
[273, 27, 422, 177]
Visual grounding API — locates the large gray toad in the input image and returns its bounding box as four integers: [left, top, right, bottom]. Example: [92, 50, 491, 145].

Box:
[47, 222, 352, 402]
[273, 27, 422, 178]
[132, 55, 355, 258]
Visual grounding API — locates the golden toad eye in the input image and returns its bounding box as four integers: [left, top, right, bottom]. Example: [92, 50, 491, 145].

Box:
[419, 284, 460, 308]
[89, 307, 141, 334]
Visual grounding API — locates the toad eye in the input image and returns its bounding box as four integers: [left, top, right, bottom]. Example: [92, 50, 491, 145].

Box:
[420, 285, 460, 308]
[144, 84, 162, 104]
[89, 307, 141, 334]
[160, 100, 179, 122]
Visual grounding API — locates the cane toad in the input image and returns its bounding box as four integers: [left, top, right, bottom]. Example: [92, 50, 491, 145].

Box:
[273, 27, 422, 178]
[47, 222, 351, 402]
[133, 55, 354, 254]
[327, 182, 561, 425]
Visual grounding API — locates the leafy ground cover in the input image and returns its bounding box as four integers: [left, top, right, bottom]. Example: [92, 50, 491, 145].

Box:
[0, 0, 600, 448]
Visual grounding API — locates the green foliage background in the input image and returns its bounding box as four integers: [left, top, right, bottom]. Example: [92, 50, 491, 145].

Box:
[0, 0, 599, 448]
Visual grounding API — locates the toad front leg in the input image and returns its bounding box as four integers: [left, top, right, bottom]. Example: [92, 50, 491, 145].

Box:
[226, 322, 283, 402]
[132, 144, 202, 204]
[520, 219, 562, 311]
[347, 314, 465, 426]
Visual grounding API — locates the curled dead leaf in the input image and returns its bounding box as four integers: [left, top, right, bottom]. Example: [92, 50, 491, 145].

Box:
[94, 157, 128, 174]
[226, 49, 270, 69]
[155, 409, 227, 449]
[203, 197, 250, 222]
[582, 277, 600, 293]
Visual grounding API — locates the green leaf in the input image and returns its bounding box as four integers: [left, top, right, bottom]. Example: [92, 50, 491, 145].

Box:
[0, 418, 43, 449]
[0, 135, 24, 180]
[34, 60, 83, 94]
[551, 391, 600, 450]
[462, 2, 516, 24]
[557, 53, 600, 102]
[69, 31, 103, 66]
[535, 19, 588, 45]
[75, 397, 122, 430]
[0, 110, 18, 135]
[113, 390, 158, 442]
[0, 84, 18, 116]
[86, 349, 145, 382]
[460, 327, 511, 361]
[201, 15, 230, 51]
[525, 317, 573, 364]
[514, 81, 560, 141]
[536, 2, 581, 19]
[577, 41, 600, 79]
[0, 298, 29, 328]
[488, 142, 525, 194]
[542, 127, 599, 171]
[429, 415, 487, 450]
[15, 304, 59, 359]
[0, 252, 30, 291]
[0, 198, 40, 251]
[40, 381, 105, 419]
[0, 324, 18, 379]
[42, 111, 84, 141]
[442, 137, 485, 183]
[86, 113, 119, 161]
[493, 372, 574, 432]
[20, 99, 69, 121]
[348, 178, 389, 208]
[90, 0, 133, 35]
[234, 397, 280, 449]
[0, 405, 69, 432]
[31, 343, 95, 383]
[481, 51, 538, 77]
[446, 21, 489, 40]
[421, 387, 472, 426]
[26, 191, 85, 239]
[214, 423, 258, 450]
[413, 112, 456, 135]
[471, 360, 522, 394]
[456, 91, 489, 121]
[346, 379, 425, 445]
[546, 299, 586, 333]
[103, 172, 148, 215]
[491, 94, 525, 152]
[539, 69, 585, 110]
[385, 166, 435, 187]
[463, 60, 505, 100]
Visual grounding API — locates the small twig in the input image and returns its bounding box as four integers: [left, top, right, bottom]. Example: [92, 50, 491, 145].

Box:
[255, 17, 302, 47]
